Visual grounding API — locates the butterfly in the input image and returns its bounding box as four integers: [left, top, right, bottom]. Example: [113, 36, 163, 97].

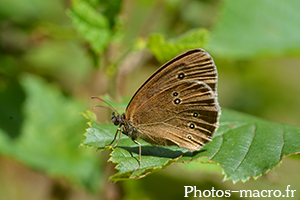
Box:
[93, 48, 220, 169]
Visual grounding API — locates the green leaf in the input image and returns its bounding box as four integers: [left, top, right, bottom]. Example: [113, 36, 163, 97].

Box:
[67, 0, 111, 53]
[147, 28, 209, 63]
[0, 74, 102, 191]
[98, 0, 123, 28]
[83, 99, 300, 182]
[208, 0, 300, 58]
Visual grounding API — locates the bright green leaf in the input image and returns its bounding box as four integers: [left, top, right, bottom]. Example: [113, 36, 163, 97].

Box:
[98, 0, 123, 28]
[148, 28, 209, 63]
[68, 0, 111, 53]
[83, 97, 300, 182]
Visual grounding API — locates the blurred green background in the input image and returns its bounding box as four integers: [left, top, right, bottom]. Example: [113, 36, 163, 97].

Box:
[0, 0, 300, 199]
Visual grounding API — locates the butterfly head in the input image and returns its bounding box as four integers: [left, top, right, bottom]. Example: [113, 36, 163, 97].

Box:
[111, 112, 125, 126]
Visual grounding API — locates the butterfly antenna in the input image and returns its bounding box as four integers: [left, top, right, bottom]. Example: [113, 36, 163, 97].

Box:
[91, 96, 120, 115]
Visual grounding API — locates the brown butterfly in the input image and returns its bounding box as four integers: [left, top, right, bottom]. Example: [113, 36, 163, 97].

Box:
[93, 48, 220, 170]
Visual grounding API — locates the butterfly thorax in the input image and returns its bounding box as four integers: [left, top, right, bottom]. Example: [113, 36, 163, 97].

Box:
[111, 112, 138, 140]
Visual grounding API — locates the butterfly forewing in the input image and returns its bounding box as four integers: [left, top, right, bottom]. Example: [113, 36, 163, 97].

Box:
[126, 49, 218, 118]
[124, 49, 220, 151]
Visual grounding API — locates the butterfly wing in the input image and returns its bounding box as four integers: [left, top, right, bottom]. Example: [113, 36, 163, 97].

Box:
[126, 49, 218, 117]
[135, 80, 219, 151]
[125, 49, 220, 151]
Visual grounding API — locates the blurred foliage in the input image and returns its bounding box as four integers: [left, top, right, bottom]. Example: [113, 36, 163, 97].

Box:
[208, 0, 300, 58]
[0, 0, 300, 199]
[0, 74, 102, 191]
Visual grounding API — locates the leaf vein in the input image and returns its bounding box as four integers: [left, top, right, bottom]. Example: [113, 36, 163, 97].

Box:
[231, 124, 256, 174]
[279, 125, 285, 161]
[210, 135, 223, 160]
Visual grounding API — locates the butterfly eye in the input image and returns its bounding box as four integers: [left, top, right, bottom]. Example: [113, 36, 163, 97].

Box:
[193, 113, 198, 117]
[174, 98, 181, 104]
[178, 73, 185, 79]
[172, 92, 179, 96]
[189, 124, 195, 129]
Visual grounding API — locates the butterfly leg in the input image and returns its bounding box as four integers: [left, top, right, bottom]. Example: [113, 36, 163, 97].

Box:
[105, 128, 122, 147]
[112, 128, 123, 148]
[133, 140, 141, 170]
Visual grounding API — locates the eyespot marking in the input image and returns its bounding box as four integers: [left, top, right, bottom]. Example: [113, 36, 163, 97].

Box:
[178, 73, 185, 79]
[189, 124, 195, 129]
[174, 98, 181, 104]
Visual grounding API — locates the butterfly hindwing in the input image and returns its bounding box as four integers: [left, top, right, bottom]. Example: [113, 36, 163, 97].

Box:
[134, 80, 219, 151]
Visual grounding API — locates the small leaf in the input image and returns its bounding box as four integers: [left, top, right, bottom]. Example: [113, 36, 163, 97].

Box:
[67, 0, 111, 53]
[83, 100, 300, 182]
[147, 28, 209, 63]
